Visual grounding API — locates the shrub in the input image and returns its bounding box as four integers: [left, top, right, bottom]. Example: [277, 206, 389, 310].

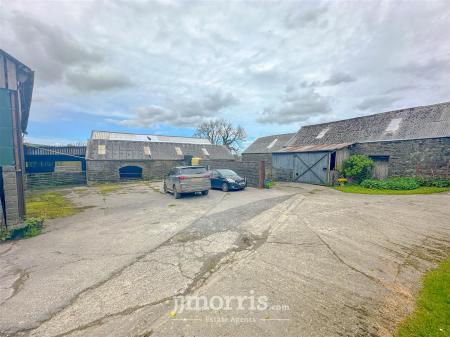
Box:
[416, 177, 450, 188]
[0, 226, 11, 241]
[23, 218, 43, 238]
[361, 177, 420, 190]
[343, 155, 374, 183]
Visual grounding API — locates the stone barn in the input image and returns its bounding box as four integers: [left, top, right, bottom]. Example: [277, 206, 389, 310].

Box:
[242, 133, 295, 178]
[272, 102, 450, 185]
[85, 131, 234, 184]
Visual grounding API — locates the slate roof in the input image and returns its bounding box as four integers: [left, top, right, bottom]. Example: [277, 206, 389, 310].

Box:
[243, 133, 295, 154]
[287, 101, 450, 147]
[86, 139, 234, 161]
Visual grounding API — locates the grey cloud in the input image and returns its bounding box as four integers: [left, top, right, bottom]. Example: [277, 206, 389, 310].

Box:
[300, 72, 357, 88]
[285, 7, 328, 29]
[65, 68, 133, 93]
[258, 89, 331, 124]
[6, 13, 105, 84]
[355, 96, 400, 111]
[322, 73, 357, 86]
[111, 90, 238, 127]
[393, 58, 450, 80]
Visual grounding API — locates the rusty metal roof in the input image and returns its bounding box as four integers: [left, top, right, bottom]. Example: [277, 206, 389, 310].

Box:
[275, 143, 353, 153]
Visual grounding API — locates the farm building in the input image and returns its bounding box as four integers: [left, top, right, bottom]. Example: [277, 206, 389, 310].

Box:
[23, 145, 87, 189]
[85, 131, 234, 183]
[0, 49, 34, 227]
[242, 133, 295, 178]
[272, 102, 450, 185]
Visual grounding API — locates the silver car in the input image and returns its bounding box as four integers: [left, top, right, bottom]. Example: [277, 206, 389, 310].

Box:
[163, 166, 211, 199]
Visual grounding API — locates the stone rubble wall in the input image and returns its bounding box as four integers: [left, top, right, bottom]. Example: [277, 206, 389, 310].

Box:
[350, 137, 450, 178]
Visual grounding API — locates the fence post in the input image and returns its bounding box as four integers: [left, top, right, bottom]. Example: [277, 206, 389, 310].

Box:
[258, 160, 265, 189]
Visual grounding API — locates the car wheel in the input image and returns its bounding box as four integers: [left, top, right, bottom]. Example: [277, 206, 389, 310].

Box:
[222, 183, 229, 192]
[173, 185, 181, 199]
[201, 190, 209, 196]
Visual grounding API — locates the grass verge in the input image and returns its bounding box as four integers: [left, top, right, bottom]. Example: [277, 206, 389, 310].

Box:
[395, 257, 450, 337]
[26, 191, 79, 219]
[335, 185, 450, 195]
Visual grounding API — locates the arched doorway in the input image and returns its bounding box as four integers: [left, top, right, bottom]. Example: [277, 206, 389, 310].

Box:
[119, 166, 143, 180]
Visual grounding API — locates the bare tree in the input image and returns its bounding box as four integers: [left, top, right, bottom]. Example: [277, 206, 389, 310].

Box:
[194, 119, 247, 153]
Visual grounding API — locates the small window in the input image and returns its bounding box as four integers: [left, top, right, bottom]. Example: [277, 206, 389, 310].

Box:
[385, 118, 402, 133]
[316, 128, 329, 139]
[175, 147, 183, 156]
[267, 138, 278, 149]
[202, 148, 210, 156]
[144, 146, 151, 156]
[98, 144, 106, 155]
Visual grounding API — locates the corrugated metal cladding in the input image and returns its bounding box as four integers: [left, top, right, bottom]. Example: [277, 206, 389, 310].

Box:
[91, 131, 211, 145]
[0, 89, 14, 165]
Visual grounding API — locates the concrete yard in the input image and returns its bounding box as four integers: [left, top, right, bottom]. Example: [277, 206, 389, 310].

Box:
[0, 182, 449, 337]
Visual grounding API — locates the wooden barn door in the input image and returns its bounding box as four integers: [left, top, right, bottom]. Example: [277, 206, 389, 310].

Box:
[371, 156, 389, 179]
[293, 152, 330, 185]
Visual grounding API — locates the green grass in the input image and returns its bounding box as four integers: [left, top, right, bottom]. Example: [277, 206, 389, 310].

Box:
[395, 257, 450, 337]
[26, 191, 79, 219]
[96, 183, 122, 195]
[335, 185, 450, 195]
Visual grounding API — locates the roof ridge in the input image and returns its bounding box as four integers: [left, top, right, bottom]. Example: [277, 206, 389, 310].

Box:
[91, 130, 205, 140]
[300, 101, 450, 129]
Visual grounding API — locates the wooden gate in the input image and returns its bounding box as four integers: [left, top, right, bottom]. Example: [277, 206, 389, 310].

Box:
[293, 152, 330, 185]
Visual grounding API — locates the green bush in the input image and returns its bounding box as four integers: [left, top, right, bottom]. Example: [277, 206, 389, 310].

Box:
[342, 155, 374, 183]
[22, 218, 43, 238]
[0, 226, 11, 241]
[416, 177, 450, 188]
[361, 177, 420, 190]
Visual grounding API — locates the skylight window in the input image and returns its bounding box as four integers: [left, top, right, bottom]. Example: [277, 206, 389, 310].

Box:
[316, 128, 330, 139]
[385, 118, 402, 133]
[97, 144, 106, 155]
[267, 138, 278, 149]
[144, 146, 151, 156]
[202, 148, 210, 156]
[175, 147, 183, 156]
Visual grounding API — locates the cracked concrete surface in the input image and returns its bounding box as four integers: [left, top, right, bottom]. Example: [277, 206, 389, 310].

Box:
[0, 182, 449, 337]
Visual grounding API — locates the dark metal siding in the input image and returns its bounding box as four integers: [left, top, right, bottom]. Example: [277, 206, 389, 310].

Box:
[0, 89, 14, 166]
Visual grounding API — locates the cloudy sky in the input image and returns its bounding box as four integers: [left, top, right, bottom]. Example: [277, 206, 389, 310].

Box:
[1, 0, 450, 147]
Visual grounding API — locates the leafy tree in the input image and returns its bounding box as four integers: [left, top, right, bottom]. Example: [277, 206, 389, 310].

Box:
[343, 155, 374, 183]
[194, 119, 246, 153]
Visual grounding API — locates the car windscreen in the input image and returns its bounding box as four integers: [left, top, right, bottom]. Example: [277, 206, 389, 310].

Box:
[217, 169, 239, 177]
[179, 167, 207, 175]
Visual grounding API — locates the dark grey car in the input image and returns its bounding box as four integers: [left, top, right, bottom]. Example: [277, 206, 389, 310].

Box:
[163, 166, 211, 199]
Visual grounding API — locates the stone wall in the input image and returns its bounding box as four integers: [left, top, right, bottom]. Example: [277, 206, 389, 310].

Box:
[241, 153, 273, 177]
[1, 166, 21, 228]
[86, 160, 185, 184]
[201, 159, 258, 187]
[350, 137, 450, 178]
[86, 157, 269, 187]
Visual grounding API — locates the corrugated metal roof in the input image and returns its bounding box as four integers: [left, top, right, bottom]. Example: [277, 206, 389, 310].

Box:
[243, 133, 295, 154]
[288, 102, 450, 147]
[91, 131, 211, 145]
[276, 143, 353, 153]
